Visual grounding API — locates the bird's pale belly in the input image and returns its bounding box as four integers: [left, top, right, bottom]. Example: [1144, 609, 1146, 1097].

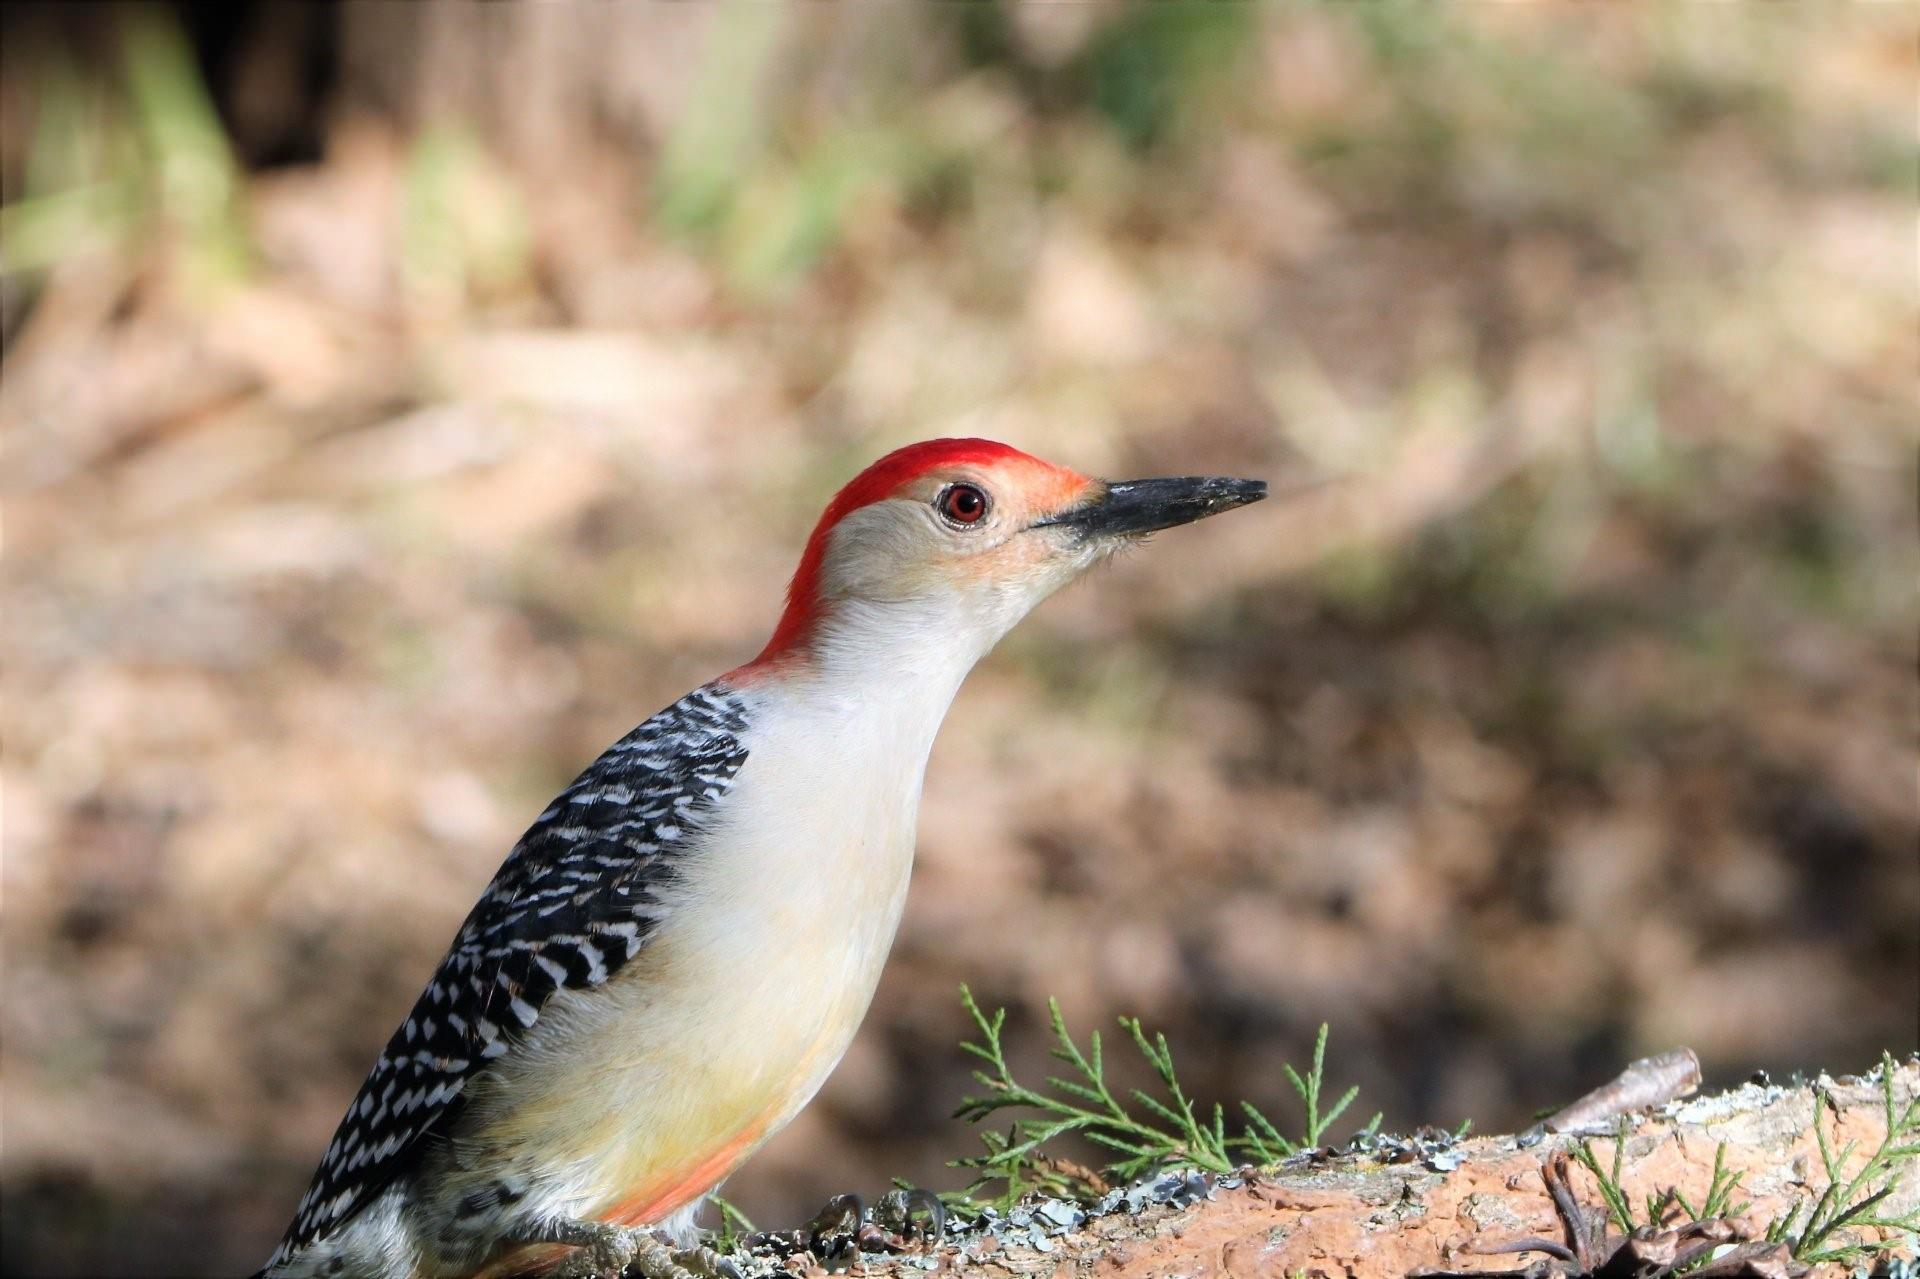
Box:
[448, 831, 914, 1234]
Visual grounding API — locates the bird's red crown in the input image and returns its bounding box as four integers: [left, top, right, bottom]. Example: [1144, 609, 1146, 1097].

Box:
[746, 438, 1073, 667]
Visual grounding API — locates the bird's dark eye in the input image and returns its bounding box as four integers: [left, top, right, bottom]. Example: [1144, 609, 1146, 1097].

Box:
[939, 484, 989, 526]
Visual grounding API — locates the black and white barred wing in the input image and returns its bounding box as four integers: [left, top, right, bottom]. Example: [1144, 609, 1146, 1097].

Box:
[267, 684, 752, 1265]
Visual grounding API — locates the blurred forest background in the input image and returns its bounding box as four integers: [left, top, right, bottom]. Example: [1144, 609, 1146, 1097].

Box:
[2, 3, 1915, 1275]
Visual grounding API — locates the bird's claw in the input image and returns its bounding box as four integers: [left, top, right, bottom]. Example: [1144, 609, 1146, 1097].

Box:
[739, 1192, 860, 1261]
[741, 1187, 944, 1267]
[543, 1222, 644, 1279]
[789, 1191, 866, 1264]
[806, 1191, 866, 1244]
[541, 1224, 742, 1279]
[875, 1187, 946, 1245]
[906, 1188, 946, 1243]
[670, 1239, 745, 1279]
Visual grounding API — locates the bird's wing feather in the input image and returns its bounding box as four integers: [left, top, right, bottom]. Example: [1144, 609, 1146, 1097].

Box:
[267, 683, 752, 1265]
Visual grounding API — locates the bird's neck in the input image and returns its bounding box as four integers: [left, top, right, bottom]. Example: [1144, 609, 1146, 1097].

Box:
[736, 591, 1004, 746]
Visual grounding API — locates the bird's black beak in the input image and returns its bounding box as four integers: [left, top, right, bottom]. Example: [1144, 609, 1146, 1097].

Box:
[1036, 476, 1267, 538]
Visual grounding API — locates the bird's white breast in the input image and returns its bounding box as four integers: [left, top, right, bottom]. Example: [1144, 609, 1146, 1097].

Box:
[450, 665, 964, 1225]
[672, 679, 937, 1084]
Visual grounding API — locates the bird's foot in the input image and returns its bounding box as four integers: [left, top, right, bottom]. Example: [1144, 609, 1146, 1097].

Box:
[534, 1219, 743, 1279]
[538, 1219, 645, 1279]
[806, 1191, 865, 1256]
[744, 1188, 944, 1268]
[667, 1238, 746, 1279]
[740, 1192, 860, 1263]
[872, 1188, 947, 1248]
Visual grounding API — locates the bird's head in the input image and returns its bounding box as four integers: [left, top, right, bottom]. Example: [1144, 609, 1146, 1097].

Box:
[743, 438, 1265, 676]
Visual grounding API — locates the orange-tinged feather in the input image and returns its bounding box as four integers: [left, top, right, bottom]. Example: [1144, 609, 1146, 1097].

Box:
[604, 1119, 768, 1228]
[473, 1120, 768, 1278]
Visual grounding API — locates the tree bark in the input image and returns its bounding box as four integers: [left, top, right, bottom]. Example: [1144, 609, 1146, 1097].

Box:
[800, 1062, 1916, 1279]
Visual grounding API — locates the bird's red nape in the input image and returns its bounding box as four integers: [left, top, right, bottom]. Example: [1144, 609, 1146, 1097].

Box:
[741, 438, 1078, 670]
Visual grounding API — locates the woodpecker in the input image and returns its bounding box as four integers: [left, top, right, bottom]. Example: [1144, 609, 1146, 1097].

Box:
[260, 439, 1265, 1279]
